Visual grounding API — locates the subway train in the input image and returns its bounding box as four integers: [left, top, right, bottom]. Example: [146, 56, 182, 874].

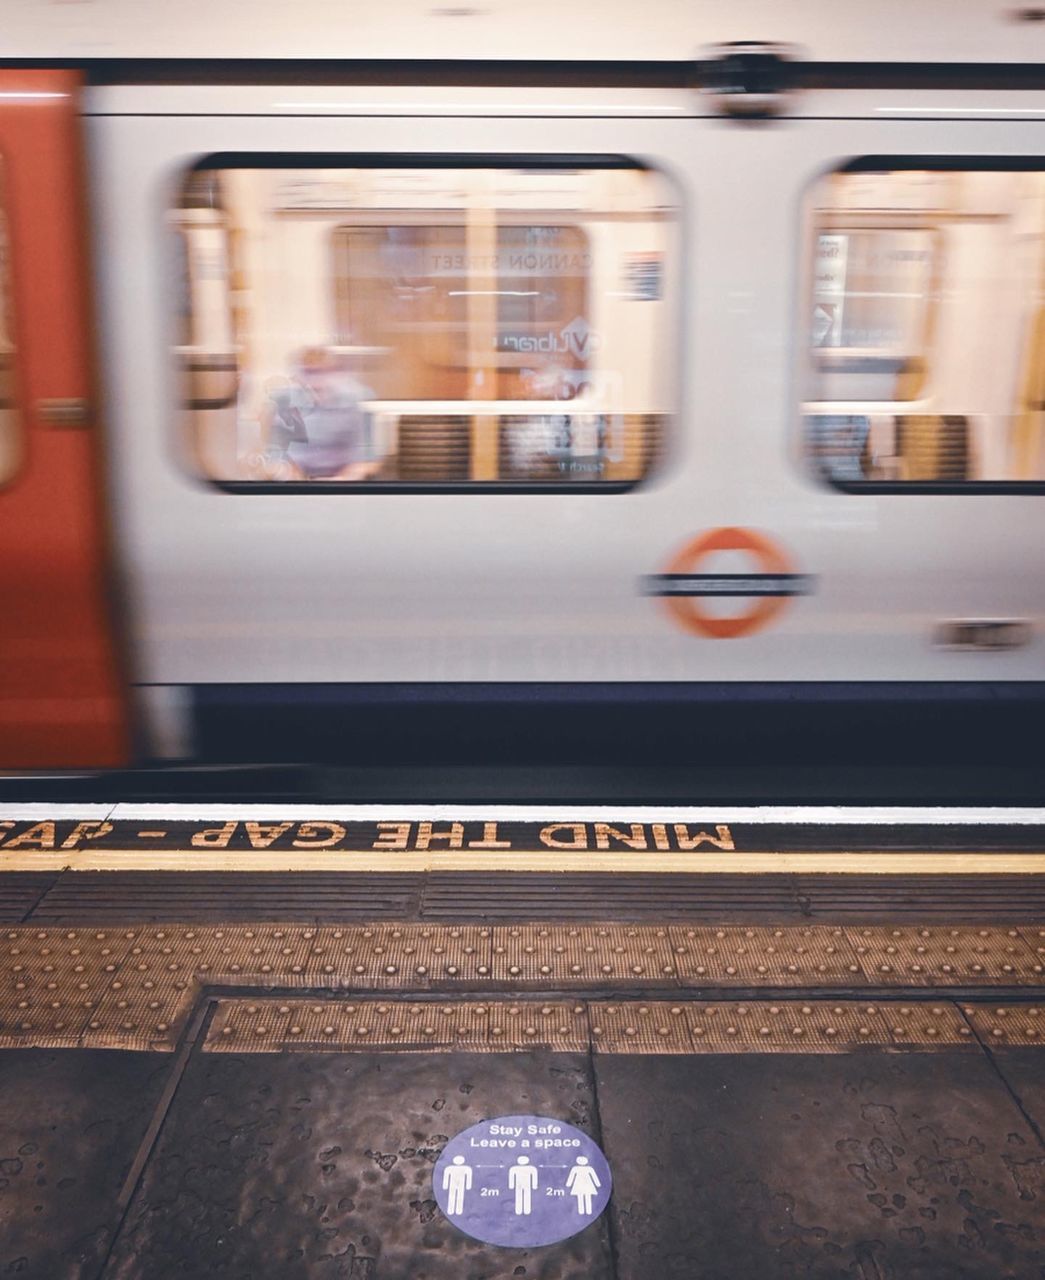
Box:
[1, 1, 1044, 770]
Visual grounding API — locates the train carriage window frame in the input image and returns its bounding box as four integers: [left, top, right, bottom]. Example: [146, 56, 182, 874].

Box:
[171, 153, 679, 495]
[0, 155, 21, 488]
[799, 156, 1045, 495]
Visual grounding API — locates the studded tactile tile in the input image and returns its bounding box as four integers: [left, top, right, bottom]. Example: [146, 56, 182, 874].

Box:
[353, 924, 492, 987]
[399, 1000, 488, 1050]
[361, 999, 487, 1050]
[289, 999, 478, 1051]
[481, 1000, 588, 1051]
[0, 969, 100, 1039]
[182, 924, 318, 985]
[1017, 926, 1045, 976]
[687, 1002, 793, 1052]
[670, 924, 861, 986]
[83, 981, 188, 1051]
[686, 1001, 891, 1053]
[844, 925, 1040, 985]
[123, 927, 216, 986]
[276, 999, 368, 1050]
[768, 1001, 887, 1051]
[490, 924, 677, 985]
[877, 1000, 975, 1046]
[4, 928, 127, 986]
[287, 924, 494, 989]
[295, 926, 363, 983]
[227, 998, 395, 1051]
[963, 1003, 1045, 1046]
[0, 928, 127, 1048]
[703, 1001, 889, 1053]
[113, 959, 193, 1006]
[590, 1000, 694, 1051]
[337, 1000, 475, 1050]
[208, 998, 299, 1051]
[0, 989, 97, 1049]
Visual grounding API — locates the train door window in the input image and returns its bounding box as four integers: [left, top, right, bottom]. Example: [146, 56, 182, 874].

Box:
[802, 160, 1045, 490]
[173, 159, 678, 489]
[0, 160, 20, 485]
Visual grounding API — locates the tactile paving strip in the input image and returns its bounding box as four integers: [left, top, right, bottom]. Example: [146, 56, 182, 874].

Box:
[0, 922, 1043, 1052]
[206, 999, 590, 1053]
[590, 1000, 973, 1053]
[202, 997, 985, 1054]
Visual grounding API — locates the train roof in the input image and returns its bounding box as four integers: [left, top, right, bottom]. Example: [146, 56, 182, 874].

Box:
[2, 0, 1045, 68]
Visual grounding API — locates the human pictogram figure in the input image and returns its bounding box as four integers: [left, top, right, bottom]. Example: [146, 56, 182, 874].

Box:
[565, 1155, 601, 1215]
[508, 1155, 538, 1214]
[442, 1155, 472, 1215]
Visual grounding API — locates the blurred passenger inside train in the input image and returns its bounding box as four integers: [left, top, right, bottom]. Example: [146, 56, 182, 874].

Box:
[263, 346, 378, 481]
[806, 413, 871, 483]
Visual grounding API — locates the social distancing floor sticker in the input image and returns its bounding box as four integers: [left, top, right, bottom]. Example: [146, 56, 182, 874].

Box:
[433, 1115, 611, 1247]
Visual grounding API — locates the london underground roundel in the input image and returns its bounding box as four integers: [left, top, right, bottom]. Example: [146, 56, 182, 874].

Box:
[659, 525, 805, 638]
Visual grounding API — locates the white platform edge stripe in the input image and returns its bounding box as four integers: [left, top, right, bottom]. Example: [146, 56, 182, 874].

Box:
[0, 803, 1043, 824]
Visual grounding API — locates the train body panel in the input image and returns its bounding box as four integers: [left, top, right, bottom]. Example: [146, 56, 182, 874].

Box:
[86, 95, 1045, 695]
[3, 0, 1042, 65]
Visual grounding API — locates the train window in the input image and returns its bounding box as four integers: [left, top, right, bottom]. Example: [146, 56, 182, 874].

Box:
[174, 159, 677, 489]
[803, 161, 1045, 489]
[0, 161, 19, 485]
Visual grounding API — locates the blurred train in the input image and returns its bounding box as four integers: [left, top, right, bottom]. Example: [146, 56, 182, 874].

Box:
[1, 0, 1044, 769]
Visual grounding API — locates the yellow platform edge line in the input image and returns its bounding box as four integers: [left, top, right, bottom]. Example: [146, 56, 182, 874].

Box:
[2, 849, 1045, 874]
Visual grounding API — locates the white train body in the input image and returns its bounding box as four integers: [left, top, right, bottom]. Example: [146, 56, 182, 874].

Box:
[94, 94, 1045, 687]
[1, 0, 1044, 764]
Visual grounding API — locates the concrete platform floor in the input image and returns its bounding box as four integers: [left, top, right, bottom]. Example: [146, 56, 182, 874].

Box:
[2, 1031, 1043, 1279]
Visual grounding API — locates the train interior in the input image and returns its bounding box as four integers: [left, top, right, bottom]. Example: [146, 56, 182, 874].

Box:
[806, 166, 1045, 486]
[176, 163, 675, 488]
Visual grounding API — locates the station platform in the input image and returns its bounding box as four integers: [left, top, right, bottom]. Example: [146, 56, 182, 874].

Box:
[1, 804, 1043, 1279]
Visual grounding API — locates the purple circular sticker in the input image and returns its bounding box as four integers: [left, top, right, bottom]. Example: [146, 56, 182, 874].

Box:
[433, 1114, 612, 1248]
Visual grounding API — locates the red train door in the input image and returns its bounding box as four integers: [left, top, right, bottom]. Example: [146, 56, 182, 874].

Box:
[0, 70, 128, 768]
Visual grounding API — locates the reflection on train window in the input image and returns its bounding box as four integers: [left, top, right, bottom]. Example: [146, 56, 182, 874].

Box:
[804, 163, 1045, 487]
[173, 161, 676, 487]
[332, 224, 590, 402]
[0, 161, 19, 485]
[172, 171, 238, 420]
[811, 228, 936, 398]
